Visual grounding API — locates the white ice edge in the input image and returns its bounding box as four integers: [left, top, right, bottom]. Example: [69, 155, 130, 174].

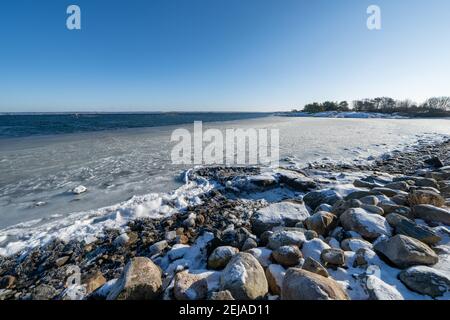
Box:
[0, 170, 214, 257]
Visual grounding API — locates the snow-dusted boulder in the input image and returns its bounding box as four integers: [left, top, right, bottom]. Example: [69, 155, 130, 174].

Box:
[399, 266, 450, 298]
[265, 264, 286, 295]
[173, 270, 221, 300]
[303, 189, 343, 211]
[267, 229, 306, 250]
[374, 235, 439, 269]
[251, 201, 310, 235]
[208, 246, 239, 270]
[220, 253, 268, 300]
[281, 268, 349, 300]
[340, 208, 392, 240]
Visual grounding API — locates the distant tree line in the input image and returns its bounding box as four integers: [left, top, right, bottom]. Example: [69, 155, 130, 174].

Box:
[293, 97, 450, 116]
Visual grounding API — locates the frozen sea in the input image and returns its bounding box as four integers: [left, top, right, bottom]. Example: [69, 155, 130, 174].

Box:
[0, 114, 449, 255]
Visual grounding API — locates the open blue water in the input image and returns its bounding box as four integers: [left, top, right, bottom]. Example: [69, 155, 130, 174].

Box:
[0, 112, 271, 138]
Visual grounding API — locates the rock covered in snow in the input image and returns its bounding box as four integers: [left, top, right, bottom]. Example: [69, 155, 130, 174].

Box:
[251, 201, 310, 235]
[374, 235, 439, 269]
[360, 195, 380, 206]
[208, 246, 239, 270]
[389, 215, 441, 245]
[340, 208, 392, 240]
[365, 275, 404, 300]
[412, 205, 450, 225]
[281, 268, 349, 300]
[265, 264, 286, 295]
[72, 185, 87, 195]
[320, 248, 346, 267]
[267, 229, 306, 250]
[305, 211, 338, 236]
[220, 253, 268, 300]
[277, 169, 317, 191]
[173, 270, 220, 300]
[247, 174, 278, 188]
[341, 238, 372, 252]
[399, 266, 450, 298]
[303, 189, 343, 211]
[272, 245, 302, 267]
[241, 238, 258, 251]
[302, 257, 329, 277]
[148, 240, 169, 256]
[107, 257, 162, 300]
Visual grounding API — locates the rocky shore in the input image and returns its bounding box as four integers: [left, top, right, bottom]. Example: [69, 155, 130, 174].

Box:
[1, 139, 449, 300]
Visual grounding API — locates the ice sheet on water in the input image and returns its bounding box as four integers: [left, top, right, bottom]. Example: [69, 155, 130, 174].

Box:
[0, 174, 213, 256]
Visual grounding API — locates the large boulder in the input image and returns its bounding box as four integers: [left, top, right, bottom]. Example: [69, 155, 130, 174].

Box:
[320, 248, 345, 267]
[374, 235, 439, 269]
[393, 176, 439, 188]
[220, 253, 268, 300]
[393, 217, 441, 245]
[251, 201, 310, 235]
[345, 190, 381, 201]
[281, 269, 349, 300]
[408, 190, 445, 207]
[365, 275, 404, 300]
[303, 189, 343, 211]
[272, 245, 302, 267]
[412, 205, 450, 225]
[302, 257, 329, 277]
[384, 181, 410, 192]
[341, 238, 372, 252]
[247, 174, 278, 189]
[267, 229, 306, 250]
[399, 266, 450, 298]
[331, 199, 362, 216]
[372, 187, 404, 198]
[173, 270, 220, 300]
[265, 264, 286, 295]
[340, 208, 392, 240]
[208, 246, 239, 270]
[277, 170, 317, 191]
[82, 271, 106, 295]
[107, 257, 162, 300]
[305, 211, 338, 236]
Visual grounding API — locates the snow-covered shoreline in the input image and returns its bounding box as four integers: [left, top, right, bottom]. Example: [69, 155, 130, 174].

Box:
[0, 133, 448, 258]
[277, 111, 408, 119]
[0, 134, 449, 301]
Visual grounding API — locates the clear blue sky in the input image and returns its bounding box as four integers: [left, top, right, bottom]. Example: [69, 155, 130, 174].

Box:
[0, 0, 449, 112]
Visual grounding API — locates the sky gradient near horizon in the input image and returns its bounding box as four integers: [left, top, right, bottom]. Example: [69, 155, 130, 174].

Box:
[0, 0, 449, 112]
